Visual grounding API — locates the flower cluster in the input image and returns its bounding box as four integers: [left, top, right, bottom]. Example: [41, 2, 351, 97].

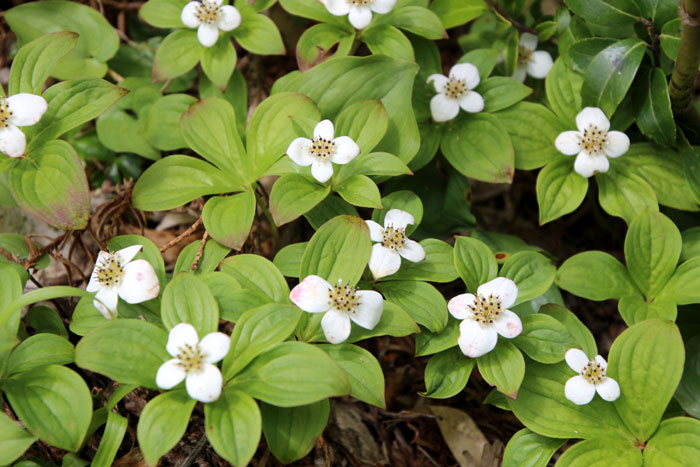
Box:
[181, 0, 241, 47]
[513, 33, 553, 83]
[564, 348, 620, 405]
[321, 0, 397, 30]
[366, 209, 425, 279]
[427, 63, 484, 122]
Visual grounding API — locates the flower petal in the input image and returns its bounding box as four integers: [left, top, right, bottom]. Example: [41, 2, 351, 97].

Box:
[555, 131, 582, 155]
[199, 332, 231, 364]
[565, 348, 590, 373]
[115, 244, 142, 265]
[427, 74, 449, 93]
[186, 364, 223, 402]
[210, 0, 223, 5]
[576, 107, 610, 133]
[368, 243, 401, 280]
[457, 319, 498, 358]
[321, 309, 352, 344]
[217, 5, 241, 31]
[493, 310, 523, 338]
[574, 152, 609, 178]
[449, 63, 480, 90]
[519, 32, 539, 52]
[370, 0, 396, 14]
[595, 377, 620, 402]
[197, 23, 220, 47]
[166, 323, 200, 358]
[593, 354, 608, 371]
[564, 375, 596, 405]
[447, 293, 476, 320]
[430, 93, 460, 122]
[527, 51, 553, 79]
[286, 137, 314, 166]
[289, 275, 332, 313]
[314, 119, 334, 141]
[6, 94, 48, 127]
[156, 359, 187, 389]
[458, 91, 484, 113]
[512, 66, 528, 83]
[181, 1, 201, 28]
[348, 5, 372, 29]
[94, 288, 119, 319]
[330, 136, 360, 164]
[87, 251, 111, 292]
[365, 220, 384, 242]
[398, 239, 425, 263]
[477, 277, 518, 309]
[323, 0, 351, 15]
[384, 208, 414, 230]
[0, 125, 26, 158]
[119, 260, 161, 304]
[311, 160, 334, 183]
[604, 131, 630, 158]
[352, 290, 383, 330]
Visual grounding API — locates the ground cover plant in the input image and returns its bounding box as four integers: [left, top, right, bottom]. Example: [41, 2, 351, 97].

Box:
[1, 0, 700, 465]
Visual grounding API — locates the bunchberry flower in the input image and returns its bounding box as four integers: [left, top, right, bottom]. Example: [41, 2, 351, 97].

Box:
[554, 107, 630, 178]
[0, 93, 48, 158]
[564, 348, 620, 405]
[448, 277, 522, 358]
[365, 209, 425, 280]
[427, 63, 483, 122]
[181, 0, 241, 47]
[321, 0, 397, 30]
[86, 245, 160, 319]
[513, 33, 553, 83]
[289, 275, 383, 344]
[156, 323, 231, 402]
[286, 119, 360, 183]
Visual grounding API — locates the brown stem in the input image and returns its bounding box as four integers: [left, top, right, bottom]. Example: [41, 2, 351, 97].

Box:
[484, 0, 537, 35]
[190, 231, 209, 271]
[159, 216, 203, 252]
[670, 0, 700, 116]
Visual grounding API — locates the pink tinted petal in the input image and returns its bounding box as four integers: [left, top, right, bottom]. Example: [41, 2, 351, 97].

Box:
[166, 323, 200, 357]
[323, 0, 351, 15]
[365, 220, 384, 242]
[286, 137, 314, 166]
[565, 375, 596, 405]
[115, 244, 142, 265]
[604, 131, 629, 158]
[370, 0, 396, 14]
[447, 293, 476, 320]
[217, 5, 241, 31]
[321, 309, 352, 344]
[6, 94, 47, 127]
[186, 363, 223, 402]
[119, 260, 160, 304]
[427, 74, 449, 93]
[197, 23, 219, 47]
[477, 277, 518, 309]
[430, 93, 460, 122]
[527, 51, 553, 79]
[449, 63, 480, 89]
[555, 131, 582, 155]
[594, 355, 608, 371]
[576, 107, 610, 133]
[493, 310, 523, 338]
[348, 5, 372, 29]
[519, 32, 539, 52]
[457, 319, 498, 358]
[156, 359, 187, 389]
[565, 348, 590, 373]
[94, 288, 118, 318]
[314, 119, 334, 141]
[458, 91, 484, 113]
[199, 332, 231, 363]
[398, 239, 425, 263]
[512, 66, 528, 83]
[311, 160, 334, 183]
[181, 2, 201, 28]
[351, 290, 383, 330]
[595, 377, 620, 402]
[384, 209, 414, 230]
[330, 136, 359, 164]
[368, 244, 401, 280]
[574, 152, 609, 178]
[0, 125, 26, 158]
[289, 275, 332, 313]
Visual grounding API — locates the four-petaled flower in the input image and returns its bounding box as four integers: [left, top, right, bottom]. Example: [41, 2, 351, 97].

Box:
[289, 275, 383, 344]
[156, 323, 231, 402]
[366, 209, 425, 280]
[0, 93, 48, 158]
[564, 348, 620, 405]
[286, 119, 360, 183]
[513, 33, 553, 83]
[181, 0, 241, 47]
[448, 277, 522, 358]
[555, 107, 630, 178]
[322, 0, 397, 30]
[427, 63, 484, 122]
[86, 245, 160, 319]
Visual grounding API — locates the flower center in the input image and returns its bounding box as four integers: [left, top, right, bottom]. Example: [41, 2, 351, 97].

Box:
[309, 137, 335, 160]
[195, 0, 221, 24]
[176, 343, 205, 373]
[348, 0, 372, 5]
[444, 77, 468, 100]
[580, 360, 606, 384]
[95, 254, 124, 288]
[578, 125, 608, 156]
[0, 99, 12, 129]
[381, 226, 406, 250]
[517, 46, 532, 66]
[328, 281, 360, 314]
[469, 294, 502, 325]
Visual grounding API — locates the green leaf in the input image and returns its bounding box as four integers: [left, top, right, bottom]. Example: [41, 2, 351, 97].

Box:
[335, 174, 382, 208]
[635, 68, 676, 147]
[137, 390, 196, 466]
[144, 94, 197, 151]
[512, 314, 575, 364]
[161, 273, 219, 336]
[459, 48, 501, 82]
[536, 158, 588, 224]
[140, 0, 187, 28]
[422, 346, 475, 398]
[9, 31, 78, 95]
[232, 0, 285, 55]
[304, 195, 359, 229]
[557, 251, 638, 300]
[618, 294, 676, 324]
[278, 0, 346, 24]
[375, 280, 447, 332]
[0, 412, 36, 466]
[273, 242, 307, 278]
[556, 438, 642, 466]
[334, 99, 389, 158]
[25, 306, 68, 338]
[429, 0, 487, 29]
[477, 340, 524, 398]
[220, 254, 290, 302]
[204, 388, 261, 467]
[453, 236, 498, 293]
[374, 5, 446, 39]
[502, 429, 565, 467]
[567, 38, 618, 73]
[200, 38, 237, 91]
[261, 400, 330, 464]
[564, 0, 641, 25]
[659, 18, 681, 60]
[636, 0, 678, 25]
[545, 58, 584, 128]
[173, 238, 231, 275]
[339, 152, 412, 180]
[681, 149, 700, 207]
[97, 107, 159, 160]
[371, 190, 423, 235]
[383, 239, 458, 282]
[596, 168, 659, 224]
[347, 300, 419, 342]
[645, 417, 700, 465]
[92, 412, 128, 467]
[296, 23, 354, 71]
[6, 333, 73, 376]
[153, 30, 202, 81]
[203, 191, 256, 250]
[415, 318, 460, 356]
[676, 334, 700, 418]
[539, 304, 597, 357]
[500, 252, 556, 305]
[362, 25, 415, 61]
[478, 77, 532, 113]
[319, 343, 385, 408]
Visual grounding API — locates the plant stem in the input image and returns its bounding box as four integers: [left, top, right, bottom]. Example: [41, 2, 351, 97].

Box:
[669, 0, 700, 116]
[254, 185, 280, 252]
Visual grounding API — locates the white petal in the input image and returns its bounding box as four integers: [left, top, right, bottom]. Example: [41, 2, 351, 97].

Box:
[458, 91, 484, 113]
[348, 5, 372, 29]
[365, 220, 384, 242]
[604, 131, 629, 158]
[115, 244, 142, 265]
[289, 275, 332, 313]
[156, 359, 187, 389]
[323, 0, 351, 15]
[493, 310, 523, 338]
[186, 364, 223, 402]
[0, 125, 26, 158]
[449, 63, 480, 90]
[512, 66, 528, 83]
[118, 260, 160, 304]
[311, 160, 334, 183]
[217, 5, 241, 31]
[87, 252, 109, 292]
[574, 152, 609, 178]
[519, 33, 539, 52]
[166, 323, 200, 358]
[477, 277, 518, 309]
[447, 293, 476, 320]
[430, 93, 460, 122]
[565, 348, 590, 373]
[368, 243, 401, 280]
[351, 290, 383, 330]
[384, 208, 414, 230]
[314, 119, 334, 141]
[398, 239, 425, 263]
[555, 131, 582, 155]
[565, 375, 596, 405]
[427, 74, 449, 93]
[527, 51, 553, 79]
[6, 94, 48, 127]
[197, 23, 220, 48]
[94, 288, 118, 319]
[321, 309, 352, 344]
[199, 332, 231, 363]
[330, 136, 359, 164]
[370, 0, 396, 14]
[211, 0, 223, 5]
[457, 319, 498, 358]
[181, 1, 201, 28]
[594, 355, 608, 371]
[286, 137, 314, 166]
[576, 107, 610, 133]
[595, 377, 620, 402]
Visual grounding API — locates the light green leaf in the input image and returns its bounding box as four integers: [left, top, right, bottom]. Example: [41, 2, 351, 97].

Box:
[153, 30, 202, 81]
[161, 272, 219, 336]
[536, 158, 588, 224]
[675, 334, 700, 419]
[202, 191, 256, 250]
[512, 314, 575, 364]
[278, 0, 346, 24]
[173, 238, 231, 275]
[375, 280, 447, 332]
[659, 18, 681, 60]
[335, 174, 382, 208]
[415, 318, 459, 356]
[319, 343, 385, 408]
[502, 429, 565, 467]
[143, 94, 197, 151]
[296, 23, 354, 71]
[645, 417, 700, 466]
[564, 0, 640, 25]
[220, 254, 290, 302]
[9, 31, 78, 95]
[200, 38, 237, 91]
[478, 77, 532, 113]
[92, 412, 128, 467]
[453, 236, 498, 293]
[0, 412, 36, 466]
[204, 388, 261, 467]
[556, 251, 638, 300]
[539, 304, 597, 357]
[556, 438, 642, 466]
[334, 99, 389, 158]
[422, 346, 475, 398]
[500, 251, 556, 305]
[339, 152, 411, 180]
[232, 0, 285, 55]
[635, 67, 676, 147]
[140, 0, 188, 28]
[545, 58, 583, 128]
[477, 340, 524, 398]
[429, 0, 487, 29]
[137, 390, 196, 466]
[273, 242, 307, 278]
[6, 333, 74, 376]
[347, 300, 419, 342]
[383, 239, 458, 282]
[618, 294, 676, 325]
[374, 5, 446, 39]
[261, 400, 330, 464]
[363, 24, 415, 61]
[596, 168, 659, 224]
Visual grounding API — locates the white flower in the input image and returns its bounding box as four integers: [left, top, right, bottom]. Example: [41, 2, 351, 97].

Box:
[448, 277, 522, 358]
[286, 119, 360, 183]
[322, 0, 397, 29]
[513, 33, 553, 83]
[156, 323, 231, 402]
[289, 275, 383, 344]
[0, 93, 48, 158]
[564, 348, 620, 405]
[181, 0, 241, 47]
[86, 245, 160, 319]
[427, 63, 484, 122]
[365, 209, 425, 280]
[554, 107, 630, 178]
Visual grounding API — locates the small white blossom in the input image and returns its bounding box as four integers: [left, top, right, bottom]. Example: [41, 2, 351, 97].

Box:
[564, 348, 620, 405]
[555, 107, 630, 178]
[286, 119, 360, 183]
[181, 0, 241, 47]
[86, 245, 160, 319]
[427, 63, 484, 122]
[289, 275, 383, 344]
[321, 0, 397, 30]
[513, 33, 553, 83]
[448, 277, 522, 358]
[156, 323, 231, 402]
[365, 209, 425, 280]
[0, 93, 47, 158]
